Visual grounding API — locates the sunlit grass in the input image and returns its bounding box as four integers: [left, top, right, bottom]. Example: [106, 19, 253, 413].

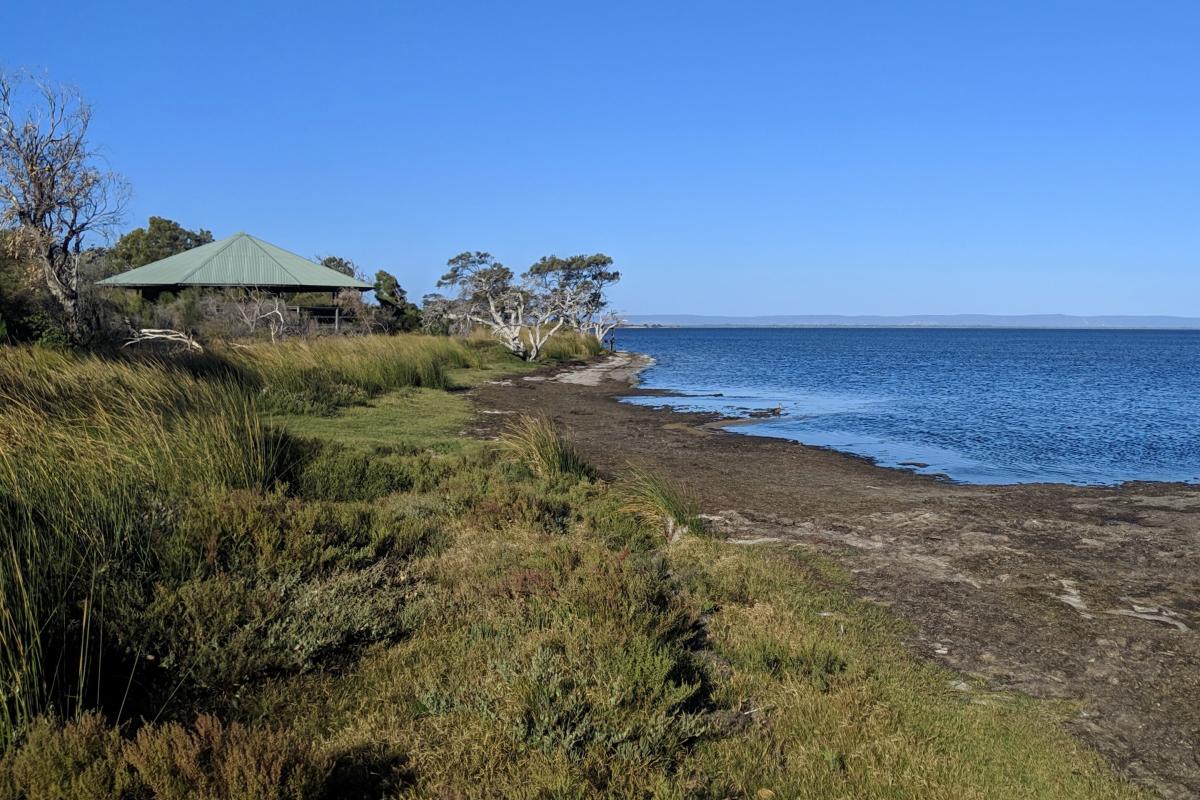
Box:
[0, 350, 281, 748]
[0, 330, 1147, 798]
[669, 538, 1144, 799]
[271, 387, 476, 453]
[619, 464, 704, 543]
[218, 334, 480, 415]
[500, 415, 594, 481]
[537, 329, 604, 361]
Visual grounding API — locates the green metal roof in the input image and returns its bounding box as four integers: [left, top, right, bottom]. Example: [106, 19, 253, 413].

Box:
[97, 232, 372, 291]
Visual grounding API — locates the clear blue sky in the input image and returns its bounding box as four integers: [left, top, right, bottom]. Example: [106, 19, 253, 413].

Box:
[6, 1, 1198, 315]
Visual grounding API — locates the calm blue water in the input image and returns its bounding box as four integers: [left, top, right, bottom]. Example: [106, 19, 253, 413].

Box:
[615, 328, 1200, 485]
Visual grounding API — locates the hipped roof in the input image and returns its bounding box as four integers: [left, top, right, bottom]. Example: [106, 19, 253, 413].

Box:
[97, 232, 371, 291]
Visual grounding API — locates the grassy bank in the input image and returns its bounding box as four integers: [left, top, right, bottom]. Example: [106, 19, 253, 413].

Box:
[0, 333, 1141, 798]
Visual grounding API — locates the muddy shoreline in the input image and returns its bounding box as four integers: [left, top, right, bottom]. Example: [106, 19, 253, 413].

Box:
[471, 353, 1200, 798]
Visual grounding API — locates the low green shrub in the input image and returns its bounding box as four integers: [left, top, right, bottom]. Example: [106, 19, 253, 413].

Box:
[0, 714, 132, 800]
[0, 713, 331, 800]
[575, 490, 662, 553]
[101, 488, 420, 706]
[125, 714, 329, 800]
[293, 443, 425, 501]
[332, 509, 716, 795]
[260, 380, 370, 416]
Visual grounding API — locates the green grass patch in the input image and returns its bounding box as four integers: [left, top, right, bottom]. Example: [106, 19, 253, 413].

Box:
[669, 539, 1142, 799]
[271, 387, 475, 453]
[446, 357, 538, 388]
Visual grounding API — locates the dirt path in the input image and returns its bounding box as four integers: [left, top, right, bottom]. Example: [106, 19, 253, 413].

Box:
[471, 353, 1200, 799]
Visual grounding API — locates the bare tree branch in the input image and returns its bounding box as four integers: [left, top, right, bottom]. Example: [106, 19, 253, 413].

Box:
[0, 70, 128, 342]
[232, 291, 293, 342]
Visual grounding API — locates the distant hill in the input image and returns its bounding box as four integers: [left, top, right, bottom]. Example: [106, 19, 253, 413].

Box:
[622, 314, 1200, 329]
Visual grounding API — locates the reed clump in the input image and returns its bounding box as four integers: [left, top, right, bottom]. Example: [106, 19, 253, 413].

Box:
[218, 334, 480, 415]
[536, 329, 604, 361]
[500, 415, 595, 482]
[619, 465, 704, 543]
[0, 349, 281, 748]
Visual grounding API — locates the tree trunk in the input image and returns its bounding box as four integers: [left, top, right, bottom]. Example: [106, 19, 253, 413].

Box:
[39, 253, 82, 343]
[523, 319, 566, 362]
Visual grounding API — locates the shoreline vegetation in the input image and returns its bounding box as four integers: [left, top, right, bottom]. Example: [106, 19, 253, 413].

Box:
[0, 333, 1148, 798]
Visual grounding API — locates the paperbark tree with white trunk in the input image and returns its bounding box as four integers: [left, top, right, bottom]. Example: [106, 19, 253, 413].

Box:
[526, 253, 622, 343]
[436, 251, 581, 361]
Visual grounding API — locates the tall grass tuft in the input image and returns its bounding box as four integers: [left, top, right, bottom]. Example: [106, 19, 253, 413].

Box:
[619, 465, 703, 543]
[220, 335, 480, 415]
[0, 334, 483, 749]
[0, 349, 282, 749]
[466, 327, 602, 362]
[536, 330, 604, 362]
[499, 416, 594, 482]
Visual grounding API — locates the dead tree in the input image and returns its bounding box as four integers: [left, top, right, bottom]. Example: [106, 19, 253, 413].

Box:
[0, 71, 128, 342]
[234, 291, 291, 341]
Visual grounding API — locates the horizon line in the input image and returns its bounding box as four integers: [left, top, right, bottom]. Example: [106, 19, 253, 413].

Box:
[619, 312, 1200, 330]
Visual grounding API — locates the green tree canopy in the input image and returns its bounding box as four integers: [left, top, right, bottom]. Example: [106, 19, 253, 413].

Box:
[319, 255, 359, 278]
[109, 217, 213, 273]
[374, 270, 421, 332]
[526, 253, 620, 338]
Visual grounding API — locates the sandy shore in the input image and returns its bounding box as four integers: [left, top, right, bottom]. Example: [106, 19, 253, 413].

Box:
[471, 353, 1200, 799]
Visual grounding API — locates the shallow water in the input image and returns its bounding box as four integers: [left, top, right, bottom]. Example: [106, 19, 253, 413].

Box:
[616, 327, 1200, 485]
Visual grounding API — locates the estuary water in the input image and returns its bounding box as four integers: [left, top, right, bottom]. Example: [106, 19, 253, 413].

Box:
[615, 327, 1200, 485]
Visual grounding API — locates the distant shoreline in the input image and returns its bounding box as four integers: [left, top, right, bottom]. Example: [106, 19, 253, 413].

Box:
[621, 313, 1200, 330]
[620, 323, 1200, 330]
